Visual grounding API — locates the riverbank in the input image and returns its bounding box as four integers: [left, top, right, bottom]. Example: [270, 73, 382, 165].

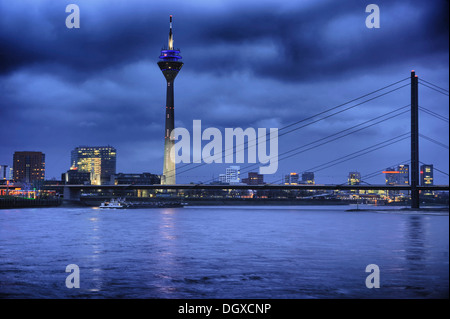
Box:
[3, 195, 446, 210]
[0, 196, 62, 209]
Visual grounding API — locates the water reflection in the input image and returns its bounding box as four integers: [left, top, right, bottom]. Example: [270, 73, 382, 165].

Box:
[159, 209, 177, 241]
[154, 209, 179, 295]
[88, 212, 104, 292]
[406, 215, 426, 269]
[0, 206, 447, 298]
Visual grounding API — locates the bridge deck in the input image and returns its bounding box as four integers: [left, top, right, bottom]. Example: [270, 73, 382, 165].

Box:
[59, 184, 449, 191]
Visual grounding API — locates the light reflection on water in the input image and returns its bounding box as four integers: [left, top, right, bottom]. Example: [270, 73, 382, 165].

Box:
[0, 205, 448, 299]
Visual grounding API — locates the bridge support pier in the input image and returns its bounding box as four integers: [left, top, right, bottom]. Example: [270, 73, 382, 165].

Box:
[63, 186, 81, 202]
[411, 70, 420, 209]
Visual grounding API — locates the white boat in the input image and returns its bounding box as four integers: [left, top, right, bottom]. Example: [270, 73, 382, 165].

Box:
[99, 198, 127, 209]
[98, 198, 185, 209]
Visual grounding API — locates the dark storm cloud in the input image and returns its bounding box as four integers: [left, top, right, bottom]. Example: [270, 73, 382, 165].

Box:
[0, 1, 164, 76]
[186, 0, 449, 82]
[1, 0, 447, 81]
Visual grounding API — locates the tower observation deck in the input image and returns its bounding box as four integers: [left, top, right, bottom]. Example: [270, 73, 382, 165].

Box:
[158, 15, 183, 185]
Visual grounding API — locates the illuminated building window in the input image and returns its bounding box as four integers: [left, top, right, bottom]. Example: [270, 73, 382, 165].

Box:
[70, 146, 116, 185]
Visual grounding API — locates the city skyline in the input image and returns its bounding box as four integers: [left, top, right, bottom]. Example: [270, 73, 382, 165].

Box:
[0, 146, 438, 187]
[0, 0, 448, 185]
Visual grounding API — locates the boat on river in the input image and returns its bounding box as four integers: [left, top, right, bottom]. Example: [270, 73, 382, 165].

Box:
[99, 198, 127, 209]
[99, 198, 185, 209]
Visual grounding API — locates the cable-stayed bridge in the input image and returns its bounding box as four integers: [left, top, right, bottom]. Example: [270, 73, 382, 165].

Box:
[59, 71, 449, 208]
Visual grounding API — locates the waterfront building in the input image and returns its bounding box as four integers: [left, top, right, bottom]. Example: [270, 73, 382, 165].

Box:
[348, 171, 361, 186]
[420, 164, 433, 186]
[70, 146, 116, 185]
[242, 172, 264, 185]
[61, 167, 91, 185]
[384, 167, 399, 185]
[398, 164, 409, 185]
[218, 174, 227, 183]
[216, 166, 241, 184]
[113, 173, 161, 185]
[285, 172, 299, 185]
[420, 164, 434, 196]
[382, 164, 410, 198]
[225, 166, 241, 184]
[383, 164, 410, 186]
[0, 165, 9, 180]
[302, 172, 315, 184]
[13, 151, 45, 183]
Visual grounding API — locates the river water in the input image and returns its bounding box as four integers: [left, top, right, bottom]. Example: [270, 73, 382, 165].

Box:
[0, 205, 448, 299]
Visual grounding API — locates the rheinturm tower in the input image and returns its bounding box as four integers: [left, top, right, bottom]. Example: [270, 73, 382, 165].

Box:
[158, 15, 183, 185]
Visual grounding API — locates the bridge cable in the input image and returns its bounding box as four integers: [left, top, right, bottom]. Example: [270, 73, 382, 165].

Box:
[173, 80, 411, 177]
[419, 78, 449, 93]
[419, 82, 449, 97]
[419, 134, 449, 149]
[419, 106, 449, 123]
[359, 159, 411, 183]
[236, 108, 410, 174]
[243, 133, 410, 185]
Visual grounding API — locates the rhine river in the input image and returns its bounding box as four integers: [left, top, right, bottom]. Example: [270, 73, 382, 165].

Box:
[0, 205, 448, 299]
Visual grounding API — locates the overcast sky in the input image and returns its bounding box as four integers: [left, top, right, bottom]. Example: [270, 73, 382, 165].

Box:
[0, 0, 448, 184]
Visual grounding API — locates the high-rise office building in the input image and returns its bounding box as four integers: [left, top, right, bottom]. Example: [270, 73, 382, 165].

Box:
[285, 172, 299, 185]
[217, 167, 241, 184]
[302, 172, 315, 184]
[420, 164, 433, 186]
[158, 15, 183, 185]
[383, 167, 399, 185]
[397, 164, 409, 185]
[0, 165, 8, 180]
[226, 166, 241, 184]
[13, 151, 45, 183]
[383, 165, 410, 185]
[71, 146, 116, 185]
[348, 171, 361, 185]
[242, 172, 264, 185]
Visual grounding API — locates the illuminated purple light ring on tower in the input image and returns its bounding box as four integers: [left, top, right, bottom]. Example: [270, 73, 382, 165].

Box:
[159, 50, 182, 61]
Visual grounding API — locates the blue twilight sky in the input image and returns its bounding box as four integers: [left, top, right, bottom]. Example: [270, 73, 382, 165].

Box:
[0, 0, 448, 184]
